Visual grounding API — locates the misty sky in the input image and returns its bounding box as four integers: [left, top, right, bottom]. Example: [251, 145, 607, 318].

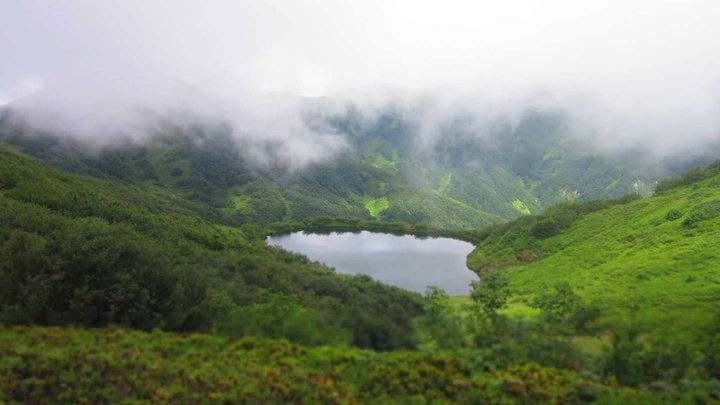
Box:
[2, 0, 720, 154]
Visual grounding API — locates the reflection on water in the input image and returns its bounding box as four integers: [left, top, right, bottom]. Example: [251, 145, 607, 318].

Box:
[267, 231, 477, 295]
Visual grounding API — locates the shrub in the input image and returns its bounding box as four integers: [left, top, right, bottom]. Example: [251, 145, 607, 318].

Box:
[530, 209, 577, 239]
[682, 200, 720, 227]
[215, 297, 352, 347]
[470, 270, 511, 316]
[664, 209, 683, 221]
[656, 167, 706, 193]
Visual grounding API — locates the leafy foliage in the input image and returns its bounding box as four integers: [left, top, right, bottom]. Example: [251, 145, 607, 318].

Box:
[1, 326, 699, 404]
[655, 166, 708, 192]
[470, 269, 511, 316]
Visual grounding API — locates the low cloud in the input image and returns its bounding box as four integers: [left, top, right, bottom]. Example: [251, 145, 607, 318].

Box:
[1, 1, 719, 165]
[5, 75, 349, 170]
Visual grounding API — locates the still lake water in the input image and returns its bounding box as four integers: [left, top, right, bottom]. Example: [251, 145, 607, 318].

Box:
[267, 231, 477, 295]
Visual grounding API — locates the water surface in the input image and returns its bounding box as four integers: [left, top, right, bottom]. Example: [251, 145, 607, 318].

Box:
[267, 231, 477, 295]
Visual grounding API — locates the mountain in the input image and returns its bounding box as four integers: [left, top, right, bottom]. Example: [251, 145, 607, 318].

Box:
[0, 109, 502, 229]
[327, 105, 691, 217]
[2, 102, 716, 232]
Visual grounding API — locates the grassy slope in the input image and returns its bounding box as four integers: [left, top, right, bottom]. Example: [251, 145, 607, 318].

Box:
[468, 164, 720, 330]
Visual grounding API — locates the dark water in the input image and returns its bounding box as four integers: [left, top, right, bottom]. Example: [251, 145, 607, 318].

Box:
[267, 231, 477, 295]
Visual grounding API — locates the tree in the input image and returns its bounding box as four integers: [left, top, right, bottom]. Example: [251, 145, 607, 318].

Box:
[470, 270, 511, 317]
[532, 282, 601, 335]
[417, 286, 465, 350]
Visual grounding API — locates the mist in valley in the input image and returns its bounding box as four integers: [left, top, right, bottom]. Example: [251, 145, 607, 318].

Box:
[2, 0, 720, 173]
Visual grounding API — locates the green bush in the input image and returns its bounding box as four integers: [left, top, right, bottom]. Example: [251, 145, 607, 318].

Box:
[664, 209, 683, 221]
[215, 297, 352, 347]
[656, 167, 706, 193]
[682, 200, 720, 227]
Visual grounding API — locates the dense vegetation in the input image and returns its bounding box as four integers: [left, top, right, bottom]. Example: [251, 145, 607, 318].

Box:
[3, 275, 718, 403]
[2, 106, 720, 402]
[0, 147, 423, 350]
[3, 326, 687, 404]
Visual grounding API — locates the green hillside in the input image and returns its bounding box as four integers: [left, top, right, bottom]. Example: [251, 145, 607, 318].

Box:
[331, 106, 700, 218]
[469, 161, 720, 331]
[0, 113, 501, 229]
[5, 107, 714, 230]
[0, 147, 423, 350]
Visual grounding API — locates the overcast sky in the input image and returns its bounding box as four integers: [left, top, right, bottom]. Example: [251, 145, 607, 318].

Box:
[2, 0, 720, 153]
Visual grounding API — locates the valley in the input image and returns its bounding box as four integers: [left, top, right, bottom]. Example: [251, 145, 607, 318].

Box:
[4, 2, 720, 402]
[1, 111, 719, 402]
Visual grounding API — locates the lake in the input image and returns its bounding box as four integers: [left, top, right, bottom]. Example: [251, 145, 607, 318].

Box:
[267, 231, 477, 295]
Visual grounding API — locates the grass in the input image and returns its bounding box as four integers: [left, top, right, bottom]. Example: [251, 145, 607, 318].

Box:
[447, 296, 541, 320]
[370, 154, 398, 173]
[512, 199, 531, 215]
[438, 172, 452, 194]
[572, 335, 610, 356]
[363, 196, 390, 219]
[604, 177, 621, 191]
[468, 168, 720, 333]
[224, 194, 254, 214]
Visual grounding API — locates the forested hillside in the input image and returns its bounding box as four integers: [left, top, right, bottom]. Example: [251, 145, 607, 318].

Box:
[0, 147, 423, 350]
[328, 106, 691, 217]
[3, 326, 699, 404]
[3, 105, 714, 230]
[0, 110, 501, 229]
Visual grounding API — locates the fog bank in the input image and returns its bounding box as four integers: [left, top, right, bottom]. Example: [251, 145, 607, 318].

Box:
[2, 0, 720, 164]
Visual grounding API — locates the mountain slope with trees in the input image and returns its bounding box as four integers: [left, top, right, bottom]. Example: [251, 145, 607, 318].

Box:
[4, 104, 715, 231]
[0, 146, 423, 350]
